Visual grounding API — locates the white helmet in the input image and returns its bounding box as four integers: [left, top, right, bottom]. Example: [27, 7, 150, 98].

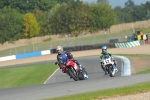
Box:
[56, 46, 63, 52]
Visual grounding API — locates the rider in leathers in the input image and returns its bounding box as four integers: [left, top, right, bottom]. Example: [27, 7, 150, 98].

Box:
[100, 46, 118, 75]
[55, 46, 82, 78]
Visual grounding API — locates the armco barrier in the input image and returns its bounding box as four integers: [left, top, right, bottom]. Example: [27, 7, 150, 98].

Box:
[115, 40, 140, 48]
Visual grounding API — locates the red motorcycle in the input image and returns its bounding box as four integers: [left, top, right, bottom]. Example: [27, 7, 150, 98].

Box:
[55, 58, 88, 81]
[62, 59, 79, 81]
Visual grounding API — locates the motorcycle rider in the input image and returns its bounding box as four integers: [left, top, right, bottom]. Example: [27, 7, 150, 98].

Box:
[100, 46, 118, 75]
[55, 46, 82, 78]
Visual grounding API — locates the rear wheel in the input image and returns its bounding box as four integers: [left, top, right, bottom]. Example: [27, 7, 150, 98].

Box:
[68, 67, 78, 81]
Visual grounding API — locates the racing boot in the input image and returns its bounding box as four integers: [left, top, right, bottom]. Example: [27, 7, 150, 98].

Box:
[104, 71, 108, 75]
[113, 64, 118, 72]
[104, 67, 107, 75]
[101, 66, 105, 71]
[113, 60, 118, 72]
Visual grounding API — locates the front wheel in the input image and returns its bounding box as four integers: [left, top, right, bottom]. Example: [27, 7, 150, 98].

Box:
[108, 67, 115, 77]
[83, 70, 88, 80]
[68, 67, 78, 81]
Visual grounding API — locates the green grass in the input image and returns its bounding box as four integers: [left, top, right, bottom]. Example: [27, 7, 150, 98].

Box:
[115, 54, 150, 74]
[0, 64, 57, 88]
[115, 54, 150, 57]
[44, 81, 150, 100]
[136, 68, 150, 74]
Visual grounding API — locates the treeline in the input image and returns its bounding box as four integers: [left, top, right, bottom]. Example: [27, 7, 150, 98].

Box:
[0, 0, 116, 44]
[113, 0, 150, 23]
[0, 0, 150, 44]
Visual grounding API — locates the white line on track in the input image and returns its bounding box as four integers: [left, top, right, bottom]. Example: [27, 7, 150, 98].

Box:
[44, 68, 59, 84]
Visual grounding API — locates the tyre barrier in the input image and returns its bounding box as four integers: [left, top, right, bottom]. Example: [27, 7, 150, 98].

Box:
[115, 40, 140, 48]
[50, 43, 115, 53]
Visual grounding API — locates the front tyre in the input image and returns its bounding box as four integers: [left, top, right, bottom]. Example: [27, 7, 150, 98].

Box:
[108, 67, 115, 77]
[68, 67, 78, 81]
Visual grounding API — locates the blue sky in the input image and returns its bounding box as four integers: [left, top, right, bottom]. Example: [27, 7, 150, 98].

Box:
[81, 0, 149, 8]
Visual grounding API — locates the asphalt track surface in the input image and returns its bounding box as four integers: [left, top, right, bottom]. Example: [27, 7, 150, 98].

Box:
[0, 56, 150, 100]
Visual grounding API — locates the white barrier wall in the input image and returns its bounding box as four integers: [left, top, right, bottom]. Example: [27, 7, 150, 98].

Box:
[41, 50, 51, 55]
[0, 55, 16, 61]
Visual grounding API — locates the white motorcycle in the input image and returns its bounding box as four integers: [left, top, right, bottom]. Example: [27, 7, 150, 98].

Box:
[101, 54, 117, 77]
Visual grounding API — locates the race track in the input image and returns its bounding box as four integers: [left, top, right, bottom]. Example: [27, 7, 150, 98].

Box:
[0, 56, 150, 100]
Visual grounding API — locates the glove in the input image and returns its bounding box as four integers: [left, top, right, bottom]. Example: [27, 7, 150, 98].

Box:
[55, 62, 58, 65]
[60, 66, 64, 69]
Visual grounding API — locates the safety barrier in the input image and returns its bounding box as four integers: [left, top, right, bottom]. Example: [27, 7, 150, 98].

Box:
[115, 40, 140, 48]
[0, 50, 50, 62]
[50, 43, 115, 53]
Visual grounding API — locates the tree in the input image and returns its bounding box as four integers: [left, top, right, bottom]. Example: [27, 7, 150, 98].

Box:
[0, 6, 23, 44]
[0, 0, 58, 13]
[49, 3, 68, 34]
[57, 0, 75, 4]
[36, 0, 57, 11]
[33, 8, 50, 35]
[122, 7, 134, 22]
[23, 13, 40, 38]
[49, 0, 90, 36]
[66, 0, 90, 36]
[89, 3, 116, 32]
[146, 10, 150, 20]
[114, 6, 124, 23]
[133, 5, 146, 21]
[124, 0, 135, 8]
[143, 1, 150, 20]
[97, 0, 109, 4]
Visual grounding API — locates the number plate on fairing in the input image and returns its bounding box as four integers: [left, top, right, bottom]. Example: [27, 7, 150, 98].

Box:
[74, 63, 78, 70]
[103, 58, 112, 65]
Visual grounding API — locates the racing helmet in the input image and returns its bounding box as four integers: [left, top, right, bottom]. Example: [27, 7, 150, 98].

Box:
[56, 46, 63, 53]
[101, 46, 107, 52]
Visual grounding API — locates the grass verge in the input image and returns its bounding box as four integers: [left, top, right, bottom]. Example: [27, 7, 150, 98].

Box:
[136, 68, 150, 74]
[0, 64, 57, 88]
[44, 81, 150, 100]
[115, 54, 150, 74]
[115, 54, 150, 57]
